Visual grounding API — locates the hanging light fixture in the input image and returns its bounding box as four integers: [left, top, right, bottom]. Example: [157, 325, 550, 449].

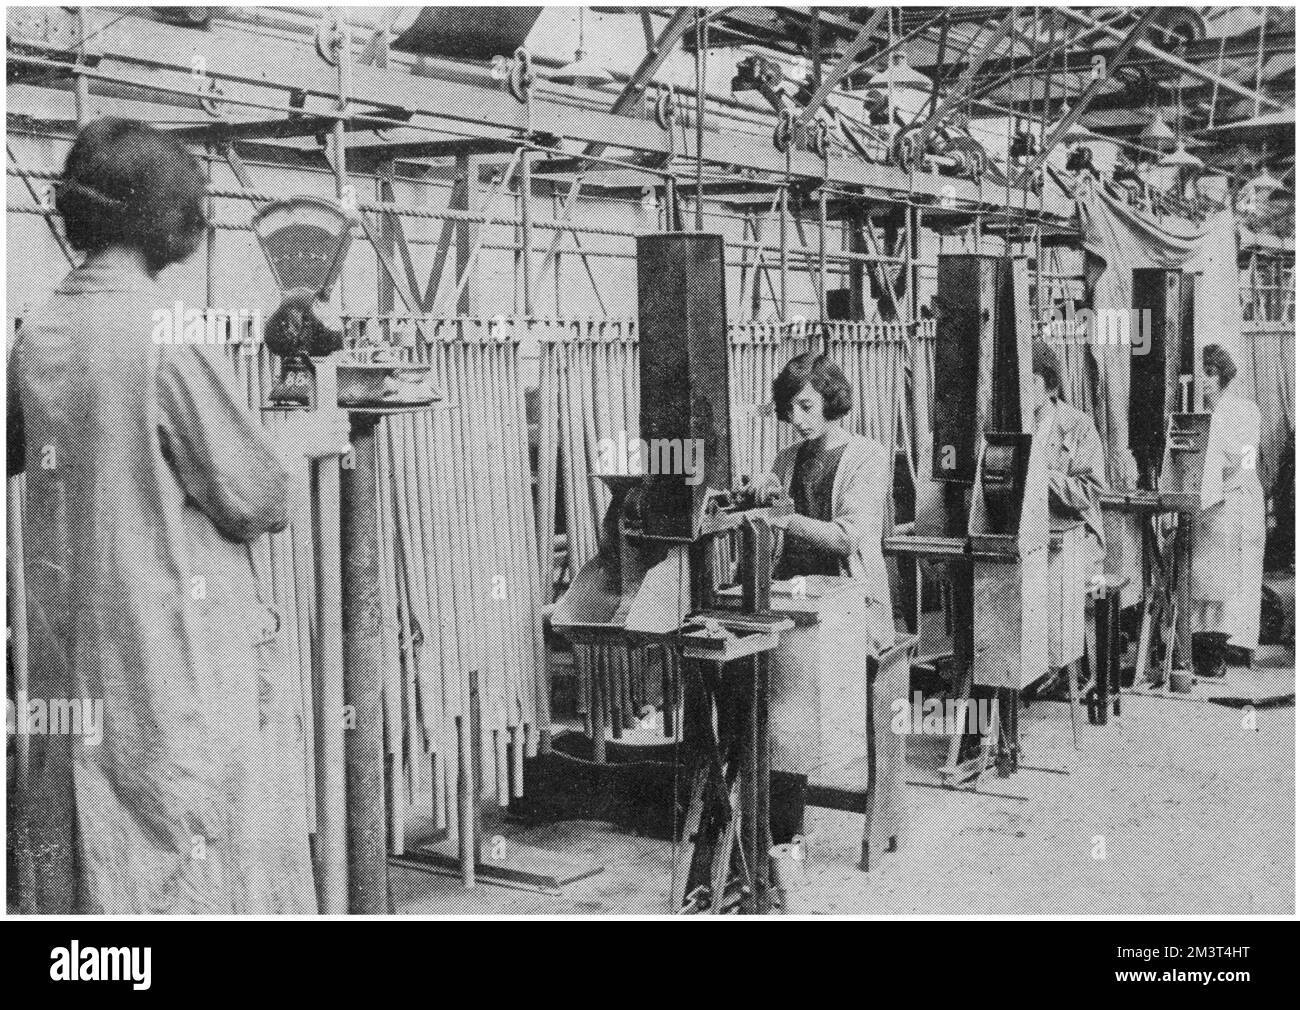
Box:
[1159, 141, 1205, 170]
[1246, 168, 1284, 194]
[1140, 111, 1177, 153]
[552, 7, 614, 87]
[1159, 78, 1203, 172]
[867, 51, 930, 91]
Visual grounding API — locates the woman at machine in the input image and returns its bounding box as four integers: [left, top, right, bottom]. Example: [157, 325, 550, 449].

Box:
[1027, 341, 1108, 694]
[763, 352, 895, 651]
[747, 352, 896, 843]
[8, 118, 349, 913]
[1188, 344, 1265, 676]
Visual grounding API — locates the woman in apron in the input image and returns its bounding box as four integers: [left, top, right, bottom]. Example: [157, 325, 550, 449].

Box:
[1029, 342, 1107, 684]
[8, 118, 348, 912]
[1189, 344, 1266, 675]
[749, 352, 895, 842]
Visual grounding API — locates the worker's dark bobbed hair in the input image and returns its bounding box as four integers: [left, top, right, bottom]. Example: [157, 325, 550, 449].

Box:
[1031, 340, 1063, 396]
[1202, 343, 1237, 389]
[57, 117, 207, 272]
[773, 351, 852, 422]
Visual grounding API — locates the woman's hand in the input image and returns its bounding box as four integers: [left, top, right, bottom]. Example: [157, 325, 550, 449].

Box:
[276, 407, 352, 463]
[767, 510, 791, 530]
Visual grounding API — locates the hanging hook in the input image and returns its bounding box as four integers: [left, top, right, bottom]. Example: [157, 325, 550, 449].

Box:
[654, 83, 677, 131]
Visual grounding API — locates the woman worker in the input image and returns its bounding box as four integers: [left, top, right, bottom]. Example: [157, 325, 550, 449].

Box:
[1029, 342, 1107, 687]
[766, 352, 895, 651]
[1188, 344, 1266, 676]
[8, 118, 349, 913]
[748, 352, 895, 844]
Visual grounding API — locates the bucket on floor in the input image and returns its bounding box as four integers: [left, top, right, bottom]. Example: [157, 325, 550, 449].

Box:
[769, 841, 809, 915]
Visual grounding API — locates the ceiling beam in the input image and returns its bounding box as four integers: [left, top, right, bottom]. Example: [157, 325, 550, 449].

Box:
[911, 11, 1019, 152]
[794, 7, 887, 129]
[7, 7, 1050, 216]
[1014, 8, 1161, 186]
[1056, 7, 1289, 112]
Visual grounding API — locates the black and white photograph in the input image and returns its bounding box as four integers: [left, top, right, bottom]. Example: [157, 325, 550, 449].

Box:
[3, 2, 1296, 935]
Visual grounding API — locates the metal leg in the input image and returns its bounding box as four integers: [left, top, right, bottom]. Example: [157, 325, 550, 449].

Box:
[755, 650, 772, 913]
[1095, 595, 1110, 726]
[1108, 590, 1123, 717]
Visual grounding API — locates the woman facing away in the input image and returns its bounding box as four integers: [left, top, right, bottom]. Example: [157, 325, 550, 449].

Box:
[8, 118, 349, 913]
[1188, 343, 1266, 676]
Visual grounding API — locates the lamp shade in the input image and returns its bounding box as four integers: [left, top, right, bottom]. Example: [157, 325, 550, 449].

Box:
[551, 50, 614, 87]
[1246, 169, 1284, 194]
[1159, 142, 1204, 170]
[1061, 121, 1091, 145]
[868, 54, 930, 90]
[1139, 112, 1177, 152]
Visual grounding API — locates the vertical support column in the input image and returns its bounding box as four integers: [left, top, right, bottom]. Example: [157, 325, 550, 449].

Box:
[551, 188, 563, 315]
[205, 147, 216, 310]
[314, 13, 351, 916]
[744, 518, 774, 913]
[779, 185, 789, 321]
[453, 154, 481, 317]
[1174, 519, 1194, 675]
[376, 160, 397, 316]
[519, 150, 534, 318]
[848, 208, 866, 320]
[818, 189, 828, 320]
[694, 8, 706, 232]
[73, 8, 90, 125]
[341, 416, 390, 914]
[312, 358, 348, 914]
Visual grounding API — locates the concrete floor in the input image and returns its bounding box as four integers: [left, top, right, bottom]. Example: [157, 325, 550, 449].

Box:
[391, 660, 1295, 915]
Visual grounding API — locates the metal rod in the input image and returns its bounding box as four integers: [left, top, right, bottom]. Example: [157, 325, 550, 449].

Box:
[311, 357, 348, 914]
[818, 187, 828, 319]
[314, 11, 353, 915]
[779, 183, 788, 319]
[694, 7, 706, 231]
[795, 7, 888, 130]
[1014, 8, 1161, 186]
[520, 150, 533, 317]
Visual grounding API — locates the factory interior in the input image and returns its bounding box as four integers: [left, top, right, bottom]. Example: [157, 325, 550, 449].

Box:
[5, 5, 1296, 917]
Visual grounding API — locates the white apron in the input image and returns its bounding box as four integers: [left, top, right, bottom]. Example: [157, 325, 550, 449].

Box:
[1189, 391, 1266, 650]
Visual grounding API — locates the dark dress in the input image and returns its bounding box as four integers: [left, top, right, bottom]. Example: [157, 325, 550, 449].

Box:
[764, 433, 847, 846]
[774, 435, 848, 579]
